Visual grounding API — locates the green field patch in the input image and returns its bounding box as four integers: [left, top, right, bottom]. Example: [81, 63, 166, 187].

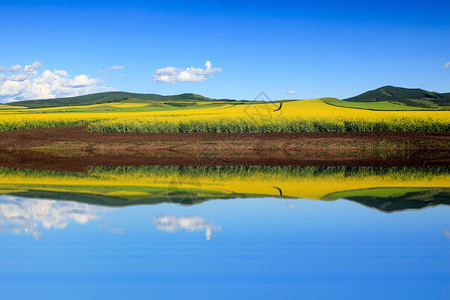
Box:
[0, 104, 28, 110]
[0, 101, 225, 115]
[323, 99, 435, 111]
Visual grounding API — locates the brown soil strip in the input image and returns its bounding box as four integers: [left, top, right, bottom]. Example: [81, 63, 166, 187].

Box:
[0, 126, 448, 172]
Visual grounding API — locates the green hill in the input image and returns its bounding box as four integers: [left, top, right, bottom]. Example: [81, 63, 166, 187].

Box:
[343, 86, 450, 108]
[7, 91, 229, 108]
[6, 86, 450, 109]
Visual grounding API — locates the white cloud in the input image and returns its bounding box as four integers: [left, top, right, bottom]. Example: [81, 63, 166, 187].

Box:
[53, 70, 69, 77]
[0, 64, 23, 73]
[0, 61, 113, 102]
[152, 61, 222, 83]
[99, 65, 125, 78]
[287, 90, 296, 95]
[443, 62, 450, 69]
[68, 74, 100, 87]
[106, 65, 124, 71]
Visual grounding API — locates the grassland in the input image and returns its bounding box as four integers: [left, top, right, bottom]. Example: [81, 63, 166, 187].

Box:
[323, 99, 436, 111]
[0, 98, 449, 133]
[0, 104, 28, 110]
[5, 91, 241, 108]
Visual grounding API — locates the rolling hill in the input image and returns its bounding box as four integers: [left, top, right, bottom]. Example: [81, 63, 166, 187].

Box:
[5, 86, 450, 110]
[6, 91, 239, 108]
[343, 85, 450, 107]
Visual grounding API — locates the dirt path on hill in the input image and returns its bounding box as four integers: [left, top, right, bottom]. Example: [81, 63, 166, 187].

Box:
[0, 126, 448, 172]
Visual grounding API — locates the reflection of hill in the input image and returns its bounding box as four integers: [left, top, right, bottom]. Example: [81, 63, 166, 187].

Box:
[325, 188, 450, 212]
[0, 166, 448, 213]
[6, 187, 449, 213]
[6, 190, 244, 207]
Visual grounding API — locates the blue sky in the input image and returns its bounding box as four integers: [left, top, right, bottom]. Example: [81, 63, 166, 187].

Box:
[0, 0, 449, 102]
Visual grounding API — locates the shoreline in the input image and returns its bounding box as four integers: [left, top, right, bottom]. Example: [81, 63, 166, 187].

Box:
[0, 126, 448, 172]
[1, 126, 449, 146]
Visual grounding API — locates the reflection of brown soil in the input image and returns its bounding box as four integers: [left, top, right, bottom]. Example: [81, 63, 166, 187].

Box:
[0, 126, 448, 172]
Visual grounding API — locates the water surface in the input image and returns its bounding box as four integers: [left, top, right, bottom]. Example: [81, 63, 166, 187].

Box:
[0, 166, 448, 299]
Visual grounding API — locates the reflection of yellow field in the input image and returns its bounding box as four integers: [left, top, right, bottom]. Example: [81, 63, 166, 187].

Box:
[0, 167, 448, 201]
[1, 99, 449, 132]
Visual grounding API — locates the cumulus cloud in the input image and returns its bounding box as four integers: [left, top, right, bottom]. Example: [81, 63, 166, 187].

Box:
[287, 90, 296, 95]
[443, 62, 450, 69]
[152, 61, 222, 83]
[106, 65, 124, 71]
[0, 64, 23, 73]
[153, 215, 221, 240]
[99, 65, 125, 78]
[0, 61, 113, 102]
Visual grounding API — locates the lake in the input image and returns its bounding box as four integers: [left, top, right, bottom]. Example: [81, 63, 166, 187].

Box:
[0, 166, 448, 299]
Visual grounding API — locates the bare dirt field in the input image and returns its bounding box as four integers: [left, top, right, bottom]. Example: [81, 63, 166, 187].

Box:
[0, 126, 448, 172]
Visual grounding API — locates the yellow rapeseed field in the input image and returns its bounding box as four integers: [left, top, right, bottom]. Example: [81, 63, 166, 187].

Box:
[0, 99, 449, 132]
[88, 99, 450, 132]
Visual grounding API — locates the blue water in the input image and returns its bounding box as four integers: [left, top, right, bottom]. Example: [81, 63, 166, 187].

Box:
[0, 196, 448, 299]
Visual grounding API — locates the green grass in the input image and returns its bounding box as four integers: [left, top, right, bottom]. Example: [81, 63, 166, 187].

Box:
[324, 99, 435, 111]
[0, 104, 27, 110]
[6, 91, 223, 108]
[0, 101, 224, 115]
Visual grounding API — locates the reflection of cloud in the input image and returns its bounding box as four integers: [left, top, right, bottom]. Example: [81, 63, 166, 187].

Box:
[99, 219, 124, 234]
[445, 229, 450, 239]
[0, 196, 106, 238]
[153, 215, 221, 240]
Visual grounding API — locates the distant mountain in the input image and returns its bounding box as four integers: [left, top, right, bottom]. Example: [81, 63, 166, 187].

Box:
[7, 91, 228, 108]
[8, 86, 450, 109]
[343, 86, 450, 107]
